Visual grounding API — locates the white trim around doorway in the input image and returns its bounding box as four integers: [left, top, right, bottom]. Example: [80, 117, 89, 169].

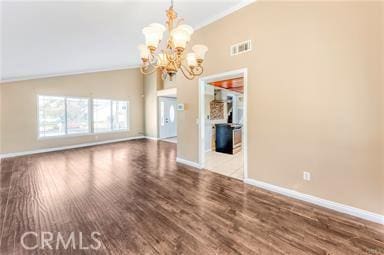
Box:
[157, 87, 177, 97]
[198, 68, 248, 180]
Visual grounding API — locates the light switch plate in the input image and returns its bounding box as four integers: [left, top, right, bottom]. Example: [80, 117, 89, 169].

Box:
[303, 171, 311, 181]
[177, 103, 184, 111]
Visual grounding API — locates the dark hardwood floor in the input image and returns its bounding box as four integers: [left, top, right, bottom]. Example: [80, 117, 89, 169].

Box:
[0, 139, 383, 254]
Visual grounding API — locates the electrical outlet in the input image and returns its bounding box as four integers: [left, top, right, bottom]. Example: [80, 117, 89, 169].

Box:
[303, 171, 311, 181]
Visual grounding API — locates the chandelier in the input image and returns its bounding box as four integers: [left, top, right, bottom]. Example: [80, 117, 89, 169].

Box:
[138, 0, 208, 81]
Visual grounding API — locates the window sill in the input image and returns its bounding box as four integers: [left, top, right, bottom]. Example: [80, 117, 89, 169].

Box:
[38, 129, 130, 141]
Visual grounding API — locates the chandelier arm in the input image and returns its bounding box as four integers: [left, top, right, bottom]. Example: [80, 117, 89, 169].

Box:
[192, 65, 204, 75]
[140, 65, 158, 75]
[168, 49, 179, 62]
[148, 59, 157, 69]
[148, 53, 161, 69]
[149, 52, 154, 62]
[180, 64, 195, 80]
[149, 52, 157, 64]
[181, 63, 197, 76]
[174, 53, 180, 61]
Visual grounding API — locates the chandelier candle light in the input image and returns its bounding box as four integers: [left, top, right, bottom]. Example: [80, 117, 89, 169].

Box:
[138, 1, 208, 80]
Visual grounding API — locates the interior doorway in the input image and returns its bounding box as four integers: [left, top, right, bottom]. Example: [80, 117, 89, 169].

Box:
[199, 69, 248, 180]
[159, 96, 177, 143]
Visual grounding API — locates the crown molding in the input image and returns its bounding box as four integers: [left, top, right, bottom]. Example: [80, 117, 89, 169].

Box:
[0, 64, 141, 84]
[193, 0, 256, 30]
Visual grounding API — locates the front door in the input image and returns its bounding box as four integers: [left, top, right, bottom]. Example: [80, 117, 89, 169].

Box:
[159, 97, 177, 139]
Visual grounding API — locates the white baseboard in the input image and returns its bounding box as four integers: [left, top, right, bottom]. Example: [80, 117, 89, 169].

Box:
[176, 157, 202, 169]
[244, 178, 384, 225]
[0, 136, 145, 159]
[160, 138, 177, 144]
[144, 136, 159, 141]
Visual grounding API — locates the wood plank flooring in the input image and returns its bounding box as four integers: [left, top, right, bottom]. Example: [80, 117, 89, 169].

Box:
[0, 139, 383, 254]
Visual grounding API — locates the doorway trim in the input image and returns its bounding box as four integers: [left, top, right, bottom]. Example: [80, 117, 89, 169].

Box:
[198, 68, 248, 180]
[158, 96, 177, 139]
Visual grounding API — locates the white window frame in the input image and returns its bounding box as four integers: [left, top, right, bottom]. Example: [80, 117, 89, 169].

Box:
[37, 95, 67, 139]
[37, 95, 91, 139]
[65, 96, 92, 136]
[92, 98, 113, 134]
[112, 100, 130, 131]
[92, 99, 130, 134]
[36, 95, 130, 139]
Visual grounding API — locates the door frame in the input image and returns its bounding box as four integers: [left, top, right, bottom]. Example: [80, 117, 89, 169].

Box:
[198, 68, 248, 180]
[158, 96, 177, 139]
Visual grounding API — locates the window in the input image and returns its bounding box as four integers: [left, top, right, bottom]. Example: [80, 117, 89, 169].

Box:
[112, 101, 128, 130]
[93, 99, 129, 133]
[39, 96, 66, 137]
[38, 95, 128, 138]
[93, 99, 112, 133]
[169, 105, 175, 122]
[66, 98, 89, 134]
[38, 96, 90, 138]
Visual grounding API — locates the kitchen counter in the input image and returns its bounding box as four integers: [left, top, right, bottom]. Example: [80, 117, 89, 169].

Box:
[215, 124, 242, 154]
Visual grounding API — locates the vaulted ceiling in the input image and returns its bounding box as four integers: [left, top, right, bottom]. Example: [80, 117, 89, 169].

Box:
[1, 1, 251, 81]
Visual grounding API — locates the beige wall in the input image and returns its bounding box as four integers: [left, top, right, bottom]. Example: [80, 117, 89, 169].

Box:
[0, 86, 2, 154]
[176, 2, 384, 214]
[144, 71, 163, 138]
[381, 3, 384, 203]
[0, 69, 144, 154]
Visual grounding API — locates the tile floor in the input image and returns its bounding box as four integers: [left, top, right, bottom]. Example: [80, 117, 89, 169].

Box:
[204, 150, 243, 180]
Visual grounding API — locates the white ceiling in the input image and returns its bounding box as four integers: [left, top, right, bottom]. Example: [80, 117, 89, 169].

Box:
[1, 0, 251, 81]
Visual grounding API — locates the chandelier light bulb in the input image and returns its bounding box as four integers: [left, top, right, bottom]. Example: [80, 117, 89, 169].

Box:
[142, 26, 161, 50]
[171, 28, 190, 50]
[149, 23, 166, 40]
[177, 24, 194, 37]
[138, 44, 150, 60]
[192, 44, 208, 61]
[186, 53, 197, 67]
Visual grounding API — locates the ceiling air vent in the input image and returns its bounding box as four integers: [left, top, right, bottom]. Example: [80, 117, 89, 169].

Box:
[230, 40, 252, 56]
